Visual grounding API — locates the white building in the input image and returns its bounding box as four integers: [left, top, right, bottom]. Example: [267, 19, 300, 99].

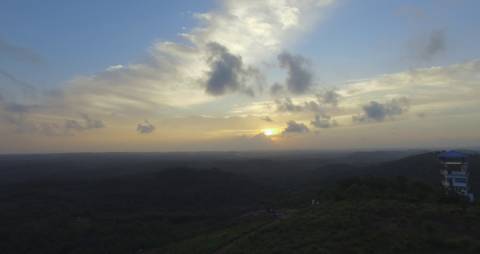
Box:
[438, 151, 474, 202]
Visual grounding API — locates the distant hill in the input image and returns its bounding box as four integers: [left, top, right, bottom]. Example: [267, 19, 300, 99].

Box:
[307, 152, 480, 196]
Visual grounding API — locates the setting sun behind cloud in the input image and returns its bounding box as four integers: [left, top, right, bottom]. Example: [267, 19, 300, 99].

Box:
[263, 128, 280, 136]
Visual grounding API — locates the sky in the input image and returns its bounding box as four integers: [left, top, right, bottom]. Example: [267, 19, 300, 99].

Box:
[0, 0, 479, 153]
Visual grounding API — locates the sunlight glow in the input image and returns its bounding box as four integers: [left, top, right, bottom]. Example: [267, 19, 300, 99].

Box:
[263, 129, 274, 136]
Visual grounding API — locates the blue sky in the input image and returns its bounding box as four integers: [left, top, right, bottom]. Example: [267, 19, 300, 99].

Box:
[0, 0, 479, 153]
[0, 0, 214, 87]
[298, 0, 480, 83]
[2, 0, 480, 87]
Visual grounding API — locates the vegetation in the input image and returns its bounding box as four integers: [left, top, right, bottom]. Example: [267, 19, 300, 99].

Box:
[0, 152, 479, 253]
[224, 177, 480, 254]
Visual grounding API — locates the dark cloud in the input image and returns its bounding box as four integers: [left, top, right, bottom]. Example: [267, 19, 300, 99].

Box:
[283, 120, 309, 134]
[311, 114, 338, 129]
[278, 52, 313, 94]
[137, 120, 155, 134]
[304, 100, 322, 113]
[317, 90, 341, 106]
[260, 116, 273, 122]
[0, 38, 43, 64]
[270, 83, 284, 96]
[275, 97, 304, 112]
[353, 97, 410, 122]
[204, 42, 258, 96]
[64, 114, 105, 132]
[420, 29, 446, 61]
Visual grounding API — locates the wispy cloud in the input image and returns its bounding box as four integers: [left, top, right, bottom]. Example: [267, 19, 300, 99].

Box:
[57, 0, 335, 116]
[64, 114, 105, 133]
[419, 29, 446, 61]
[0, 38, 43, 64]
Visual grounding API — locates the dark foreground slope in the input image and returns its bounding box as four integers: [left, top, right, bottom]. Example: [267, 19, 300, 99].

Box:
[157, 178, 480, 254]
[0, 168, 268, 254]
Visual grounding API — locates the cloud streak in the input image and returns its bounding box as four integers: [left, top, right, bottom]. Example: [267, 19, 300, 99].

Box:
[64, 114, 105, 132]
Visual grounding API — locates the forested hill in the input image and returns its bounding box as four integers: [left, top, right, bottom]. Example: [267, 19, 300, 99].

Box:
[157, 177, 480, 254]
[1, 151, 479, 253]
[306, 152, 480, 196]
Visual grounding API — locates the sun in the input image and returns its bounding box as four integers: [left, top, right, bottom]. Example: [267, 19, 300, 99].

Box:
[263, 129, 274, 136]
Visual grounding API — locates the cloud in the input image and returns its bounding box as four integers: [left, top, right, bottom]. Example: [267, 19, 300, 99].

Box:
[417, 112, 427, 118]
[190, 1, 335, 63]
[204, 42, 259, 96]
[311, 114, 337, 129]
[0, 38, 43, 64]
[283, 120, 310, 134]
[270, 83, 285, 96]
[39, 0, 335, 116]
[353, 97, 410, 122]
[0, 0, 338, 140]
[2, 102, 35, 114]
[343, 60, 480, 100]
[136, 120, 155, 134]
[317, 90, 341, 106]
[11, 120, 62, 136]
[275, 93, 338, 114]
[231, 133, 274, 149]
[64, 114, 105, 132]
[0, 69, 33, 88]
[278, 52, 314, 94]
[276, 97, 304, 112]
[304, 100, 323, 113]
[261, 116, 273, 122]
[1, 111, 63, 136]
[419, 29, 446, 61]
